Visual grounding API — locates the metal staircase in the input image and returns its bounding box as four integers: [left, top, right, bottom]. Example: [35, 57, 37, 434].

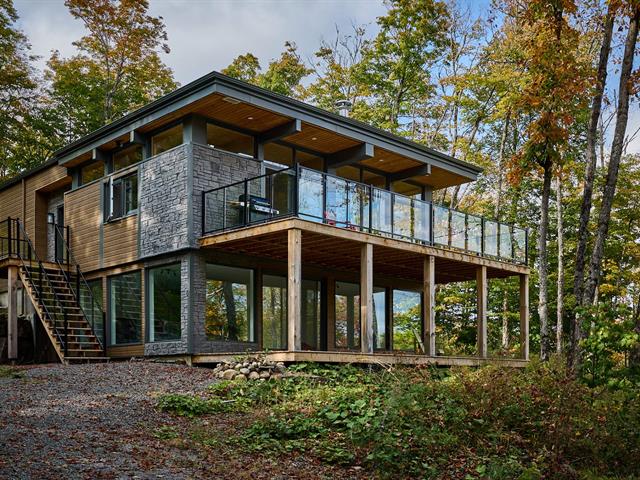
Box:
[3, 217, 107, 364]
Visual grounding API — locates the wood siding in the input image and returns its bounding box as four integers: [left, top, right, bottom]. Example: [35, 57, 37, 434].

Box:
[65, 182, 102, 272]
[0, 182, 23, 220]
[103, 215, 138, 268]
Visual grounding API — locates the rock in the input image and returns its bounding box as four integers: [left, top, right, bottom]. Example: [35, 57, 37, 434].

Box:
[234, 374, 247, 382]
[222, 369, 237, 380]
[248, 371, 260, 380]
[239, 368, 250, 375]
[259, 371, 270, 379]
[234, 364, 241, 370]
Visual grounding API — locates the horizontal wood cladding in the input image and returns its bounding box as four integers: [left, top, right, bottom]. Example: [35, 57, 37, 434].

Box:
[65, 182, 102, 272]
[106, 344, 145, 358]
[0, 182, 22, 220]
[103, 215, 138, 268]
[24, 165, 69, 246]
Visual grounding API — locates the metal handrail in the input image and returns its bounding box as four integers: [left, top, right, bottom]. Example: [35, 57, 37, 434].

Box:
[202, 166, 529, 265]
[9, 218, 70, 355]
[52, 223, 106, 351]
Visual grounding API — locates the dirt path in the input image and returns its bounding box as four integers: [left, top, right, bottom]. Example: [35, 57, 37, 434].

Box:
[0, 362, 363, 480]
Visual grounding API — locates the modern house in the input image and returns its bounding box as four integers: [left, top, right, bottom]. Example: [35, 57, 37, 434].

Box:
[0, 72, 529, 366]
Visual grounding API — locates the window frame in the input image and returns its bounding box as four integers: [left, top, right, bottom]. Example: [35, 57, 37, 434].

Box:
[150, 122, 184, 157]
[104, 171, 139, 223]
[146, 262, 182, 343]
[107, 270, 142, 346]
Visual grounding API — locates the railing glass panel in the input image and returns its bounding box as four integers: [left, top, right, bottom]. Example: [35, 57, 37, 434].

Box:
[393, 195, 412, 239]
[513, 227, 527, 264]
[450, 211, 466, 250]
[371, 188, 392, 234]
[201, 166, 528, 265]
[467, 214, 482, 254]
[298, 168, 324, 221]
[484, 220, 499, 257]
[433, 205, 450, 246]
[500, 225, 513, 260]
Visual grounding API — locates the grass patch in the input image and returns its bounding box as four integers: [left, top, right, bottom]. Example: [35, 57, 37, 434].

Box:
[0, 366, 24, 379]
[157, 360, 640, 479]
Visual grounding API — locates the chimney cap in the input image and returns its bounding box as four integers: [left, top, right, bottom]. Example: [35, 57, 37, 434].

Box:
[335, 99, 353, 117]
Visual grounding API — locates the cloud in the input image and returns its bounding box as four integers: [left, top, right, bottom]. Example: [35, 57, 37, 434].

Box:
[14, 0, 387, 84]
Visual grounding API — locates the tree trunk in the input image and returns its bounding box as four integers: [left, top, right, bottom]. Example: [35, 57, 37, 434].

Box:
[631, 295, 640, 369]
[501, 292, 509, 350]
[539, 161, 553, 361]
[583, 8, 640, 307]
[494, 113, 511, 220]
[570, 9, 614, 369]
[556, 176, 564, 354]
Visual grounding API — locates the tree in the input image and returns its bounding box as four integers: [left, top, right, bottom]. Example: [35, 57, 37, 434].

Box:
[0, 0, 38, 179]
[222, 42, 311, 98]
[497, 0, 591, 360]
[569, 4, 615, 370]
[356, 0, 449, 132]
[45, 0, 177, 141]
[583, 5, 640, 310]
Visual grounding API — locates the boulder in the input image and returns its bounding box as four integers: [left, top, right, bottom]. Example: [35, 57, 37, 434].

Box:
[239, 367, 250, 375]
[248, 371, 260, 380]
[222, 369, 237, 380]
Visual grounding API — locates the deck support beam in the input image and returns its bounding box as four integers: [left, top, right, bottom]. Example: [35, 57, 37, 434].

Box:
[7, 266, 18, 361]
[287, 229, 302, 351]
[423, 255, 436, 356]
[360, 243, 374, 354]
[520, 273, 529, 360]
[476, 265, 487, 358]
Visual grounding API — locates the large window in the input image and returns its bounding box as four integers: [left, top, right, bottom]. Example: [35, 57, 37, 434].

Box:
[148, 264, 181, 342]
[262, 275, 287, 350]
[109, 271, 142, 345]
[205, 264, 254, 342]
[393, 289, 422, 352]
[262, 276, 321, 350]
[335, 281, 360, 349]
[373, 288, 386, 350]
[264, 142, 294, 167]
[151, 124, 183, 156]
[105, 173, 138, 221]
[80, 161, 103, 185]
[207, 123, 254, 156]
[113, 145, 142, 172]
[80, 279, 104, 344]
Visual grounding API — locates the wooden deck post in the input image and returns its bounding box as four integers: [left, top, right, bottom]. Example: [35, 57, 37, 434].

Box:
[287, 229, 302, 351]
[360, 243, 374, 354]
[520, 273, 530, 360]
[476, 265, 488, 358]
[423, 255, 436, 356]
[7, 266, 18, 361]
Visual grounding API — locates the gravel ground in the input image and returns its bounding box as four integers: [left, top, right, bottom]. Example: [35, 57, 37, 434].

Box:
[0, 362, 217, 479]
[0, 362, 365, 480]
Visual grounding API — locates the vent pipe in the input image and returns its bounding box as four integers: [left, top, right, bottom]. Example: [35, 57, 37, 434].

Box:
[335, 99, 353, 118]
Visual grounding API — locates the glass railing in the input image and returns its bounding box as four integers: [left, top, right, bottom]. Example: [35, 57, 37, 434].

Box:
[202, 166, 528, 265]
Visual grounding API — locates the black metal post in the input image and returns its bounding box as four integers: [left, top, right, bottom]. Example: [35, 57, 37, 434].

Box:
[294, 164, 300, 217]
[201, 191, 206, 234]
[222, 188, 227, 230]
[7, 217, 12, 257]
[63, 310, 68, 357]
[481, 218, 485, 255]
[244, 180, 249, 226]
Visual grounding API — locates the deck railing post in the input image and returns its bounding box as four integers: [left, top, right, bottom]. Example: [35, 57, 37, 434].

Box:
[294, 164, 300, 217]
[7, 217, 12, 257]
[201, 191, 206, 234]
[244, 179, 249, 226]
[481, 217, 485, 256]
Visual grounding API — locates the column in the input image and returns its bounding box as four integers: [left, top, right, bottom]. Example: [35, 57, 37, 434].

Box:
[422, 255, 436, 356]
[476, 265, 488, 358]
[360, 243, 374, 354]
[520, 273, 530, 360]
[7, 266, 18, 361]
[287, 229, 302, 351]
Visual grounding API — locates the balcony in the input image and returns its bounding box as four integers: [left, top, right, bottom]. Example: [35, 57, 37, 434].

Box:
[202, 166, 528, 265]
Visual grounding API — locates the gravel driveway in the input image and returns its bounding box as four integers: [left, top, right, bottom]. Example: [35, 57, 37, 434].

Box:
[0, 362, 218, 479]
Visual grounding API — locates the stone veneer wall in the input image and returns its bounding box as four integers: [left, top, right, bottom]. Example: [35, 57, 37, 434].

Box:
[139, 144, 190, 258]
[140, 143, 262, 355]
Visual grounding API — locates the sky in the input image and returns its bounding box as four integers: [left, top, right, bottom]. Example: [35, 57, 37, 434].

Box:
[11, 0, 640, 154]
[13, 0, 389, 85]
